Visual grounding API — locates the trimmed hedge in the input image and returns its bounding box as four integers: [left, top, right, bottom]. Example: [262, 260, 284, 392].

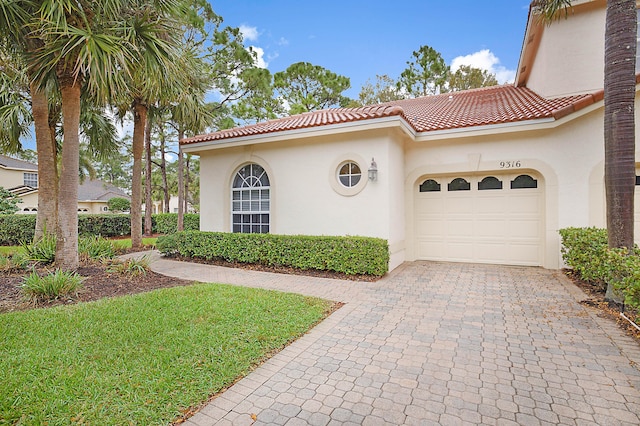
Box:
[0, 213, 200, 245]
[79, 215, 131, 237]
[0, 215, 36, 245]
[157, 231, 389, 276]
[559, 227, 640, 309]
[152, 213, 199, 234]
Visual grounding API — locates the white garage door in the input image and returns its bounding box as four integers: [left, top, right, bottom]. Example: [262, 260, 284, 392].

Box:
[415, 173, 544, 266]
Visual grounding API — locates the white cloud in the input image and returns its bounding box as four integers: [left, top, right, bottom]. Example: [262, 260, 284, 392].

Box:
[450, 49, 516, 84]
[248, 46, 268, 68]
[278, 37, 289, 46]
[239, 25, 259, 42]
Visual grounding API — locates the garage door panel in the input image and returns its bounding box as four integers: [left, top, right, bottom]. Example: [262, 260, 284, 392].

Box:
[474, 243, 506, 262]
[416, 198, 442, 214]
[446, 197, 473, 213]
[445, 242, 474, 260]
[476, 196, 507, 213]
[508, 244, 540, 265]
[417, 240, 445, 259]
[508, 194, 541, 213]
[447, 221, 473, 237]
[416, 219, 445, 237]
[415, 173, 543, 266]
[476, 221, 507, 237]
[509, 220, 541, 238]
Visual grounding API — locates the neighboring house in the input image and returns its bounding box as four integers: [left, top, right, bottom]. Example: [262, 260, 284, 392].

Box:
[182, 0, 638, 272]
[76, 178, 130, 214]
[143, 196, 197, 214]
[0, 155, 39, 213]
[0, 154, 129, 214]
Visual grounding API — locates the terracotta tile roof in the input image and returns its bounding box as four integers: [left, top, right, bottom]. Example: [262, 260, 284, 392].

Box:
[182, 85, 603, 146]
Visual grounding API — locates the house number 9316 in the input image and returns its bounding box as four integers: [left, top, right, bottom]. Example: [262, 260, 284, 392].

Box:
[499, 161, 521, 169]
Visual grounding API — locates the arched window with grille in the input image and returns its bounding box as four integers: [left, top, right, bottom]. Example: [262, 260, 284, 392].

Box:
[232, 163, 270, 233]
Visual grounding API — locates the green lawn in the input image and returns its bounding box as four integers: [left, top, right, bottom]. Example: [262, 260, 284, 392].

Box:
[111, 237, 158, 250]
[0, 246, 19, 255]
[0, 283, 334, 425]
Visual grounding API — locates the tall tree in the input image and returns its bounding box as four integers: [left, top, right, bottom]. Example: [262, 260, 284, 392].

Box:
[397, 45, 449, 97]
[0, 0, 58, 241]
[232, 67, 284, 123]
[115, 0, 185, 249]
[274, 62, 352, 114]
[535, 0, 636, 303]
[447, 65, 498, 92]
[355, 74, 405, 106]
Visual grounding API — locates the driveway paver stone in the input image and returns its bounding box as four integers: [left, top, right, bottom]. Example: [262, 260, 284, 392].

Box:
[144, 254, 640, 425]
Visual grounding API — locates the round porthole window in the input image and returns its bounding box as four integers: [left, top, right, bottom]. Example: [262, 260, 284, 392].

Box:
[338, 162, 362, 188]
[329, 155, 368, 196]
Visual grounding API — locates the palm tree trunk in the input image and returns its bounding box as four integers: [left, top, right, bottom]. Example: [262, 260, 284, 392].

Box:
[56, 81, 81, 270]
[185, 154, 191, 213]
[159, 131, 170, 213]
[144, 117, 153, 237]
[604, 0, 636, 302]
[131, 101, 147, 248]
[177, 128, 184, 231]
[30, 83, 57, 241]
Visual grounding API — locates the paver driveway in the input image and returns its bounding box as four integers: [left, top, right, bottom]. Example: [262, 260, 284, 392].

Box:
[147, 256, 640, 425]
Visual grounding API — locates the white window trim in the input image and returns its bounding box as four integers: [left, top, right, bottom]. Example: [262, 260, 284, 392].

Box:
[231, 163, 271, 233]
[329, 154, 368, 197]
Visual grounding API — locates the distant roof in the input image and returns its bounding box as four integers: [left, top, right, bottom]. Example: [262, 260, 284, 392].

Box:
[78, 179, 129, 201]
[8, 185, 38, 196]
[0, 154, 38, 171]
[182, 85, 603, 146]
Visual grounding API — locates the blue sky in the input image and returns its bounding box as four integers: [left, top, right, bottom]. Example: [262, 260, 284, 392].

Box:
[211, 1, 533, 98]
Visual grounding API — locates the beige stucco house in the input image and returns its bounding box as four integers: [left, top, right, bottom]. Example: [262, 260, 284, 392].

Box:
[0, 155, 129, 214]
[182, 0, 638, 272]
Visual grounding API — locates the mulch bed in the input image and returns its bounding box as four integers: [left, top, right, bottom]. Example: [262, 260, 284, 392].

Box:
[0, 251, 378, 313]
[0, 254, 193, 313]
[564, 269, 640, 343]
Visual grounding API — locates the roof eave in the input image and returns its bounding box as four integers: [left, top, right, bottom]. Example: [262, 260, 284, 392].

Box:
[182, 115, 416, 153]
[415, 100, 603, 142]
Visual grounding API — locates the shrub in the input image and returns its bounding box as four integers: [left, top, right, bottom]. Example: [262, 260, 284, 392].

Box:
[0, 187, 20, 214]
[78, 236, 117, 261]
[0, 252, 30, 272]
[108, 256, 150, 277]
[23, 234, 57, 265]
[558, 227, 610, 289]
[152, 213, 199, 234]
[157, 231, 389, 276]
[0, 213, 201, 245]
[107, 197, 130, 212]
[22, 269, 84, 302]
[79, 214, 131, 237]
[559, 227, 640, 309]
[0, 215, 36, 245]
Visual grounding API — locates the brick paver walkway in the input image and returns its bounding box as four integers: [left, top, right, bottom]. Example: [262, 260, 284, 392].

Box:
[145, 253, 640, 425]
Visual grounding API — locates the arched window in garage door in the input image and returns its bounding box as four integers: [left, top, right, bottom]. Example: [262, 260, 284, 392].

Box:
[511, 174, 538, 189]
[419, 179, 441, 192]
[478, 176, 503, 190]
[448, 177, 470, 191]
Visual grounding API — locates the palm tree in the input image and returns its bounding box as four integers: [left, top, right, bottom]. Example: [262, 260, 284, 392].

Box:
[114, 1, 187, 249]
[23, 0, 186, 266]
[0, 0, 59, 241]
[535, 0, 636, 302]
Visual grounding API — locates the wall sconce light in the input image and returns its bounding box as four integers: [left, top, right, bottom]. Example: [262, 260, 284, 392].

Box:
[368, 158, 378, 181]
